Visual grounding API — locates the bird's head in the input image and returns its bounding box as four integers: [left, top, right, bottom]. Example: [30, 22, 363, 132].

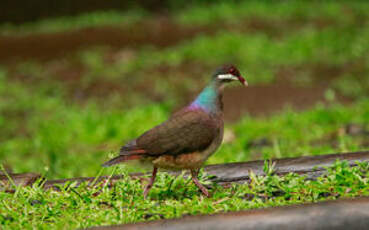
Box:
[213, 64, 248, 86]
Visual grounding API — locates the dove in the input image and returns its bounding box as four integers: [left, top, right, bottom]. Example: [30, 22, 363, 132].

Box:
[103, 65, 247, 198]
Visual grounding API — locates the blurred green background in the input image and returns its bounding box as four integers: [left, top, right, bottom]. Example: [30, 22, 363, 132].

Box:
[0, 0, 368, 179]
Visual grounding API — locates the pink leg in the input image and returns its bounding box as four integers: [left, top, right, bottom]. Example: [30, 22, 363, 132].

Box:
[191, 169, 210, 197]
[144, 167, 157, 199]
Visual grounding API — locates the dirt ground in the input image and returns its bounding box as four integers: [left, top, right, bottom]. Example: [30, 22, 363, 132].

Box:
[1, 17, 353, 121]
[0, 16, 337, 62]
[222, 84, 350, 121]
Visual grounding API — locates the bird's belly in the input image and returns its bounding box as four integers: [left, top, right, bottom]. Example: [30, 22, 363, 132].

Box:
[151, 132, 223, 170]
[151, 151, 210, 170]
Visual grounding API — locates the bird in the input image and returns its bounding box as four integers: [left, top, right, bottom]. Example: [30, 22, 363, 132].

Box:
[102, 65, 247, 198]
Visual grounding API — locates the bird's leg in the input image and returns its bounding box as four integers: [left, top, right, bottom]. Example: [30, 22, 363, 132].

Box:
[144, 167, 157, 199]
[191, 169, 210, 197]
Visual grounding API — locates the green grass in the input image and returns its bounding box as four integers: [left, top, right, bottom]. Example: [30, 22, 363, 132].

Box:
[3, 1, 369, 99]
[217, 99, 369, 163]
[1, 160, 368, 229]
[1, 69, 369, 178]
[1, 0, 368, 179]
[2, 1, 368, 35]
[6, 22, 369, 101]
[0, 10, 148, 35]
[121, 27, 369, 89]
[175, 1, 369, 25]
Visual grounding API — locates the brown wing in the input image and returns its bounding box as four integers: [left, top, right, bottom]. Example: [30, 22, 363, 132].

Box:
[136, 109, 219, 156]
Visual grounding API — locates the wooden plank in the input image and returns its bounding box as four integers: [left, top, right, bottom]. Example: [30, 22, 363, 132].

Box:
[0, 172, 41, 192]
[88, 197, 369, 230]
[206, 150, 369, 183]
[43, 150, 369, 189]
[1, 151, 368, 191]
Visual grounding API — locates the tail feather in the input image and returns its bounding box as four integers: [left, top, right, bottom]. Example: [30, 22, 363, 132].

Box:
[120, 140, 140, 152]
[103, 140, 146, 167]
[102, 154, 142, 167]
[120, 149, 146, 155]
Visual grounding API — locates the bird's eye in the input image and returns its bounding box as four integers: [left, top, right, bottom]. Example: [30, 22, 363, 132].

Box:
[229, 68, 235, 73]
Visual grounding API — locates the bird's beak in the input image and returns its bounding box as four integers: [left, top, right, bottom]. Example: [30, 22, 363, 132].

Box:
[238, 76, 248, 87]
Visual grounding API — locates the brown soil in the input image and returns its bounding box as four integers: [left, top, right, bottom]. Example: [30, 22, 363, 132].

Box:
[223, 84, 350, 121]
[0, 16, 336, 62]
[8, 58, 353, 122]
[1, 15, 358, 121]
[0, 19, 210, 62]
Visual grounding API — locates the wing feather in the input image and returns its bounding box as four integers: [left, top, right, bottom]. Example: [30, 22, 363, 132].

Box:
[136, 109, 219, 156]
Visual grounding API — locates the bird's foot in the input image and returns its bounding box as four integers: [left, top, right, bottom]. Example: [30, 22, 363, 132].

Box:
[195, 182, 210, 197]
[191, 169, 211, 198]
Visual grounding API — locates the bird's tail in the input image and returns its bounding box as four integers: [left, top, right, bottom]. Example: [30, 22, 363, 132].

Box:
[102, 154, 142, 167]
[102, 140, 147, 167]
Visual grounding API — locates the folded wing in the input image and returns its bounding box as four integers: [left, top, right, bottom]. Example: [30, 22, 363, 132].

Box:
[137, 109, 218, 156]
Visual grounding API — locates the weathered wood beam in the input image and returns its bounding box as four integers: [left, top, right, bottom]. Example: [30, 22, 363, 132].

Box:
[206, 150, 369, 183]
[88, 197, 369, 230]
[43, 150, 369, 189]
[0, 172, 41, 192]
[1, 151, 368, 192]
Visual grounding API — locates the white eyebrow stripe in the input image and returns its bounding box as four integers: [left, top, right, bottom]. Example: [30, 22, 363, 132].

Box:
[217, 74, 238, 80]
